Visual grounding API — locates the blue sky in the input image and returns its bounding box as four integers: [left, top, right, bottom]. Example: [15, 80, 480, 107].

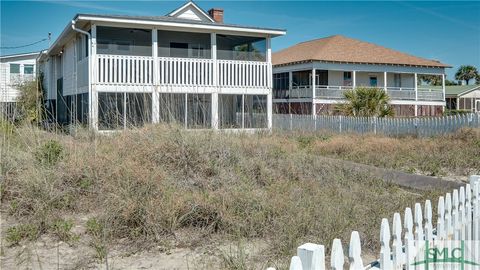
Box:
[1, 1, 479, 80]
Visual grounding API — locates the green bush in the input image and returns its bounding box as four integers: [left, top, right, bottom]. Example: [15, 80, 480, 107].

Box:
[52, 219, 78, 243]
[35, 140, 64, 166]
[444, 109, 472, 116]
[5, 224, 39, 245]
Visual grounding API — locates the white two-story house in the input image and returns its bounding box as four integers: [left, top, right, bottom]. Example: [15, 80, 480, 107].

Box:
[0, 52, 39, 119]
[38, 1, 285, 131]
[272, 35, 450, 117]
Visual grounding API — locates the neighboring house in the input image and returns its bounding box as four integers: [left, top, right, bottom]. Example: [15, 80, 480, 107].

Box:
[272, 35, 450, 117]
[38, 1, 285, 131]
[445, 85, 480, 113]
[0, 52, 39, 119]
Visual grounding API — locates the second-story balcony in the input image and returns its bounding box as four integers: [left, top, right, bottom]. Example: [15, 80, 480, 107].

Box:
[273, 70, 445, 102]
[92, 26, 271, 89]
[95, 54, 270, 88]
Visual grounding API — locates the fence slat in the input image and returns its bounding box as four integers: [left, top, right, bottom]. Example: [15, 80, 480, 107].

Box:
[331, 239, 344, 270]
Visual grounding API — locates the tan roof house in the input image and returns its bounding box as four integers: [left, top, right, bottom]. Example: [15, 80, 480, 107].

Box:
[272, 35, 450, 117]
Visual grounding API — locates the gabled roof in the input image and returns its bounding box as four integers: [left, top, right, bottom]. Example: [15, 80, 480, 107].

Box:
[445, 85, 480, 96]
[0, 51, 41, 59]
[273, 35, 450, 68]
[46, 1, 286, 55]
[167, 1, 215, 22]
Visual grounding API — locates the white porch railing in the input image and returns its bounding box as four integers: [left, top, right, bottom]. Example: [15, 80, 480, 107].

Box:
[386, 87, 416, 100]
[218, 60, 269, 88]
[315, 85, 352, 99]
[291, 85, 312, 98]
[159, 57, 214, 86]
[418, 87, 444, 101]
[269, 175, 480, 270]
[97, 54, 154, 85]
[77, 57, 89, 88]
[285, 85, 444, 102]
[95, 55, 270, 88]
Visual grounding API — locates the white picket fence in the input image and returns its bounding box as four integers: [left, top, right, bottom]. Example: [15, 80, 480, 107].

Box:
[273, 113, 480, 137]
[268, 175, 480, 270]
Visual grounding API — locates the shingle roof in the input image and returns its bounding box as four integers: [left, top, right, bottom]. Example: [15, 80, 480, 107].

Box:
[75, 13, 286, 33]
[445, 85, 480, 96]
[272, 35, 450, 68]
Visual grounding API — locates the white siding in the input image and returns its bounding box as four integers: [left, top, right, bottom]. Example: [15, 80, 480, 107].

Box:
[0, 55, 37, 102]
[63, 40, 76, 96]
[328, 70, 343, 86]
[463, 89, 480, 98]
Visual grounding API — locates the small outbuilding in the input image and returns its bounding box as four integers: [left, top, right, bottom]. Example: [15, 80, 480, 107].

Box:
[445, 85, 480, 113]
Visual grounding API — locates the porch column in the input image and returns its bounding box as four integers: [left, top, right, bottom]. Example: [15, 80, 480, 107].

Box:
[414, 73, 418, 117]
[442, 74, 446, 113]
[312, 68, 316, 115]
[211, 32, 219, 129]
[352, 70, 356, 88]
[267, 36, 273, 129]
[90, 24, 98, 130]
[288, 71, 293, 114]
[384, 71, 387, 91]
[288, 71, 293, 90]
[152, 29, 160, 124]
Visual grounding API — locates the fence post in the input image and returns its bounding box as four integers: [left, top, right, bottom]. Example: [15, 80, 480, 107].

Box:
[437, 196, 445, 240]
[331, 239, 344, 270]
[404, 207, 415, 270]
[466, 184, 472, 241]
[424, 200, 433, 241]
[290, 256, 303, 270]
[380, 218, 392, 269]
[373, 117, 377, 135]
[339, 115, 342, 133]
[392, 213, 403, 269]
[297, 243, 325, 270]
[290, 113, 293, 131]
[349, 231, 364, 270]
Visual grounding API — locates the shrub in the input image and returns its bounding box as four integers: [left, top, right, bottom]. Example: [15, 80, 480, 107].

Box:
[52, 219, 78, 243]
[5, 224, 39, 246]
[35, 139, 64, 166]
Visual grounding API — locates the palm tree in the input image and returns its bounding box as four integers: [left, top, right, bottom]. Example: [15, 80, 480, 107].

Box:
[455, 65, 478, 85]
[336, 87, 394, 117]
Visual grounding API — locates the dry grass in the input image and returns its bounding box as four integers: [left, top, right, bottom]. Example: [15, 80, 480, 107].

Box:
[309, 128, 480, 177]
[1, 123, 448, 268]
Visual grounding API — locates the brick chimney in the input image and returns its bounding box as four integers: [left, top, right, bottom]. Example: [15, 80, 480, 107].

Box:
[208, 8, 224, 23]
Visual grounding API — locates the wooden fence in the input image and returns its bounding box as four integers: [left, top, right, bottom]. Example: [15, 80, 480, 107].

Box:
[268, 175, 480, 270]
[273, 113, 480, 137]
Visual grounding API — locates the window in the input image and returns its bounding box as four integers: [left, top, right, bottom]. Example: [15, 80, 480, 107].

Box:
[10, 64, 20, 74]
[97, 26, 151, 56]
[343, 72, 352, 87]
[24, 64, 34, 74]
[244, 95, 268, 129]
[98, 92, 124, 130]
[273, 73, 289, 99]
[219, 94, 268, 129]
[158, 30, 211, 59]
[187, 94, 211, 128]
[170, 42, 189, 58]
[116, 40, 133, 51]
[369, 76, 378, 87]
[394, 74, 402, 87]
[98, 92, 152, 130]
[219, 94, 242, 129]
[190, 44, 205, 58]
[126, 93, 152, 127]
[159, 93, 185, 125]
[217, 34, 266, 61]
